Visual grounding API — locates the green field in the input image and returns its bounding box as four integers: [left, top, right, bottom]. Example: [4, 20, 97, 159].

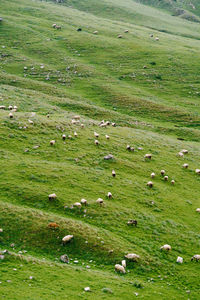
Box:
[0, 0, 200, 299]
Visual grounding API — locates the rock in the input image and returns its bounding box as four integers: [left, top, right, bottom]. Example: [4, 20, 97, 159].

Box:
[60, 254, 69, 263]
[84, 287, 90, 292]
[104, 154, 114, 160]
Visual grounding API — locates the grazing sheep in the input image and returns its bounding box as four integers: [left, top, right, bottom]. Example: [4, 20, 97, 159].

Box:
[50, 140, 56, 146]
[100, 122, 107, 127]
[13, 105, 18, 111]
[144, 154, 152, 160]
[93, 31, 98, 34]
[143, 65, 147, 69]
[160, 244, 171, 251]
[112, 123, 116, 127]
[52, 23, 57, 28]
[28, 119, 34, 125]
[155, 37, 159, 41]
[104, 154, 114, 160]
[178, 152, 184, 157]
[95, 139, 99, 145]
[130, 147, 134, 152]
[112, 170, 116, 177]
[96, 198, 104, 206]
[171, 179, 175, 185]
[48, 222, 59, 229]
[127, 219, 137, 226]
[118, 34, 123, 38]
[80, 198, 87, 206]
[164, 176, 168, 181]
[8, 105, 13, 110]
[150, 34, 153, 37]
[176, 256, 183, 264]
[107, 192, 112, 199]
[56, 25, 61, 30]
[183, 163, 188, 169]
[181, 149, 188, 154]
[151, 172, 155, 178]
[105, 135, 110, 139]
[74, 131, 78, 137]
[48, 193, 57, 201]
[81, 123, 85, 128]
[147, 181, 153, 188]
[122, 260, 126, 268]
[62, 134, 66, 140]
[62, 235, 73, 244]
[73, 202, 82, 209]
[0, 106, 5, 109]
[191, 254, 200, 261]
[124, 30, 129, 33]
[9, 113, 13, 119]
[125, 253, 140, 261]
[115, 264, 126, 274]
[68, 135, 72, 139]
[94, 132, 99, 138]
[126, 145, 131, 151]
[195, 169, 200, 174]
[73, 115, 80, 120]
[196, 208, 200, 213]
[160, 170, 165, 176]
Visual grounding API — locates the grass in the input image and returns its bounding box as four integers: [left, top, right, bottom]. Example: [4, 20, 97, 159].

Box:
[0, 0, 200, 299]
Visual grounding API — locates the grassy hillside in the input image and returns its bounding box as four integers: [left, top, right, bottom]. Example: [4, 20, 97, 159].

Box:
[0, 0, 200, 299]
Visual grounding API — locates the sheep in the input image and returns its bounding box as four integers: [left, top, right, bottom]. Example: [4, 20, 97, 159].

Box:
[93, 31, 98, 34]
[62, 235, 73, 244]
[125, 253, 140, 261]
[150, 34, 154, 37]
[195, 169, 200, 174]
[127, 219, 137, 226]
[181, 149, 188, 154]
[147, 181, 153, 188]
[112, 170, 116, 177]
[155, 37, 159, 41]
[130, 147, 135, 152]
[115, 264, 126, 274]
[81, 123, 85, 128]
[105, 135, 110, 140]
[124, 30, 129, 33]
[143, 65, 147, 69]
[0, 105, 5, 109]
[13, 105, 18, 112]
[112, 122, 116, 127]
[144, 154, 152, 160]
[52, 23, 57, 28]
[80, 198, 87, 206]
[50, 140, 56, 146]
[183, 163, 188, 169]
[56, 25, 61, 30]
[160, 244, 171, 251]
[73, 115, 80, 120]
[94, 132, 99, 138]
[160, 170, 165, 176]
[48, 222, 59, 229]
[107, 192, 112, 199]
[73, 202, 82, 209]
[176, 256, 183, 264]
[178, 152, 184, 157]
[9, 113, 13, 119]
[191, 254, 200, 261]
[74, 131, 78, 137]
[96, 198, 104, 206]
[196, 208, 200, 213]
[126, 145, 131, 151]
[28, 119, 34, 125]
[62, 134, 66, 140]
[68, 135, 72, 139]
[94, 139, 99, 145]
[118, 35, 123, 38]
[8, 105, 13, 110]
[171, 179, 175, 185]
[164, 176, 168, 181]
[122, 260, 126, 268]
[48, 193, 57, 201]
[151, 172, 155, 178]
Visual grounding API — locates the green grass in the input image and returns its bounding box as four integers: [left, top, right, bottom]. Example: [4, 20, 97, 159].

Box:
[0, 0, 200, 299]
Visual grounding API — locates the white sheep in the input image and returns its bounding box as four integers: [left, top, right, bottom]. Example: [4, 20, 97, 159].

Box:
[94, 139, 99, 145]
[160, 170, 165, 176]
[81, 123, 85, 128]
[191, 254, 200, 261]
[107, 192, 112, 199]
[112, 170, 116, 177]
[164, 176, 168, 181]
[151, 172, 155, 178]
[124, 30, 129, 33]
[181, 149, 188, 154]
[68, 135, 72, 139]
[62, 235, 73, 244]
[196, 208, 200, 213]
[155, 37, 159, 41]
[144, 154, 152, 160]
[50, 140, 56, 146]
[93, 31, 98, 34]
[112, 123, 116, 127]
[125, 253, 140, 261]
[8, 105, 13, 110]
[73, 202, 82, 208]
[73, 115, 80, 120]
[80, 198, 87, 206]
[118, 34, 123, 38]
[160, 244, 171, 251]
[9, 113, 13, 119]
[171, 179, 175, 185]
[52, 23, 57, 28]
[195, 169, 200, 174]
[147, 181, 153, 188]
[96, 198, 104, 206]
[122, 260, 126, 268]
[105, 135, 110, 139]
[28, 119, 34, 125]
[115, 264, 125, 274]
[62, 134, 66, 140]
[48, 193, 57, 200]
[74, 131, 78, 137]
[182, 163, 188, 169]
[94, 132, 99, 138]
[178, 152, 184, 157]
[176, 256, 183, 264]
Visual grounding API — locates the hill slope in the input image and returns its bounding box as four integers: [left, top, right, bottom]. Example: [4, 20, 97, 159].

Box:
[0, 0, 200, 299]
